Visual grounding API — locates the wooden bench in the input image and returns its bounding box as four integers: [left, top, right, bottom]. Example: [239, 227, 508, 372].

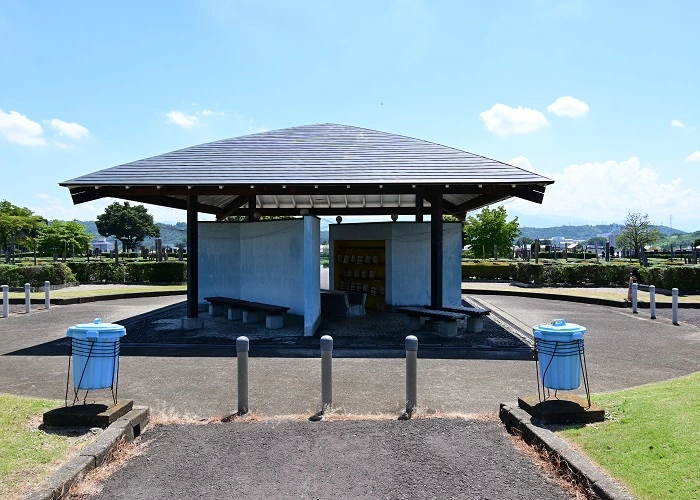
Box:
[441, 306, 491, 333]
[204, 296, 290, 329]
[397, 306, 466, 337]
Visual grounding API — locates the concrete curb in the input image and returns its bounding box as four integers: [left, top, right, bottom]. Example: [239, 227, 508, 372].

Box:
[499, 403, 635, 500]
[25, 406, 150, 500]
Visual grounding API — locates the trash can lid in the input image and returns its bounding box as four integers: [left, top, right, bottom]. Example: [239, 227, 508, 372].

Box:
[66, 318, 126, 338]
[533, 318, 586, 339]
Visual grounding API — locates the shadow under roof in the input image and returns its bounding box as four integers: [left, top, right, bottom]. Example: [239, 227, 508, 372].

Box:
[61, 123, 553, 218]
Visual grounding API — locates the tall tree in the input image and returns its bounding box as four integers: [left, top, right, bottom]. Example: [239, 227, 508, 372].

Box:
[616, 213, 662, 260]
[96, 202, 160, 252]
[463, 206, 520, 258]
[0, 200, 45, 263]
[38, 220, 93, 257]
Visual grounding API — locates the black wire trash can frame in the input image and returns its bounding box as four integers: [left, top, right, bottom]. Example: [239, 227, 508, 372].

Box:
[65, 318, 126, 406]
[533, 319, 591, 407]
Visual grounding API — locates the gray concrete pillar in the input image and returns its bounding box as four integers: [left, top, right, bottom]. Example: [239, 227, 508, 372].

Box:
[24, 283, 31, 314]
[2, 285, 8, 318]
[236, 336, 249, 415]
[321, 335, 333, 411]
[649, 285, 656, 319]
[44, 281, 51, 310]
[631, 282, 638, 314]
[672, 288, 679, 325]
[405, 335, 418, 415]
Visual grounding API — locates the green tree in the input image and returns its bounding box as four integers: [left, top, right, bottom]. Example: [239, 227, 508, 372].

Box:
[463, 206, 520, 258]
[96, 202, 160, 252]
[616, 213, 662, 261]
[587, 236, 608, 246]
[38, 220, 93, 257]
[0, 200, 45, 263]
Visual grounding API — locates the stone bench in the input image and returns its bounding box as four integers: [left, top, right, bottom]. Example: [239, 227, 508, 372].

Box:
[396, 306, 466, 337]
[441, 306, 491, 333]
[321, 290, 367, 317]
[204, 296, 290, 329]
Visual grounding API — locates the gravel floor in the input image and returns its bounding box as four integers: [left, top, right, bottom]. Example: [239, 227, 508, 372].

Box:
[87, 419, 573, 499]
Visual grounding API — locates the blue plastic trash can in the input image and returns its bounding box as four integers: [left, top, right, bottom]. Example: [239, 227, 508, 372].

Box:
[66, 318, 126, 390]
[533, 319, 586, 390]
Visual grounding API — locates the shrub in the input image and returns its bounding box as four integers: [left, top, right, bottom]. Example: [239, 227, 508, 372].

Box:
[0, 263, 75, 287]
[509, 262, 636, 286]
[638, 265, 700, 291]
[461, 261, 511, 280]
[66, 261, 186, 284]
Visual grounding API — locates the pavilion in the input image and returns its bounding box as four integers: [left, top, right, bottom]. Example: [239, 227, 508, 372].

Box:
[60, 123, 553, 333]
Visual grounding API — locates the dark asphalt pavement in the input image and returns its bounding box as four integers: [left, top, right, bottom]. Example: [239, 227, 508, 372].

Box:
[3, 293, 697, 498]
[87, 418, 572, 500]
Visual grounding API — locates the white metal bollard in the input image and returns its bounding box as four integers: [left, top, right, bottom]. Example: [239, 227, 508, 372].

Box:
[321, 335, 333, 411]
[236, 336, 249, 415]
[2, 285, 8, 318]
[631, 282, 638, 314]
[649, 285, 656, 319]
[24, 283, 31, 314]
[672, 288, 679, 325]
[44, 281, 51, 310]
[405, 335, 418, 416]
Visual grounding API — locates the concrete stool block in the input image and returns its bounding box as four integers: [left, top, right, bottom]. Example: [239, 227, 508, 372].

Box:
[403, 316, 421, 331]
[466, 316, 484, 333]
[228, 307, 243, 321]
[243, 310, 259, 324]
[209, 304, 227, 316]
[266, 314, 284, 329]
[437, 321, 458, 337]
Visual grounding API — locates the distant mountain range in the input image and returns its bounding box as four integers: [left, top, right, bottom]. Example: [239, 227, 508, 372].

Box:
[519, 224, 685, 241]
[77, 220, 691, 249]
[78, 221, 187, 248]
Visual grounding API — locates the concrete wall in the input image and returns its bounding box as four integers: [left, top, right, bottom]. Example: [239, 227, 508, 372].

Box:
[329, 222, 462, 308]
[198, 218, 321, 335]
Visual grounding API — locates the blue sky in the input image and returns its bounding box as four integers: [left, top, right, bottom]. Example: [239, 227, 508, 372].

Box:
[1, 0, 699, 231]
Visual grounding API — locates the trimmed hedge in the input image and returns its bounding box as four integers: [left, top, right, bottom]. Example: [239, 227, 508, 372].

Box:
[67, 261, 186, 284]
[638, 265, 700, 291]
[0, 263, 76, 287]
[509, 262, 636, 286]
[462, 262, 511, 280]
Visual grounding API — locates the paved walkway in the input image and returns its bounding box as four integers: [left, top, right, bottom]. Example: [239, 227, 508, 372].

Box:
[2, 293, 697, 498]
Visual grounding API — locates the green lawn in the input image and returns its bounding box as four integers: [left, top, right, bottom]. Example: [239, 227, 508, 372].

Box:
[558, 373, 700, 500]
[8, 284, 186, 300]
[0, 394, 93, 499]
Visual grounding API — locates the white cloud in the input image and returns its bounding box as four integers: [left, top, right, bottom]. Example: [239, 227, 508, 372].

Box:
[505, 157, 699, 223]
[199, 109, 214, 116]
[671, 119, 685, 128]
[547, 96, 589, 118]
[46, 118, 89, 138]
[479, 104, 549, 136]
[0, 108, 46, 146]
[507, 155, 538, 173]
[686, 151, 700, 162]
[166, 111, 199, 128]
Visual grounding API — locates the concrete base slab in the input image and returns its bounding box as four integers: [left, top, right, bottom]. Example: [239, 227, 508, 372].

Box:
[181, 317, 204, 330]
[437, 321, 458, 337]
[228, 307, 243, 321]
[43, 400, 133, 428]
[266, 314, 284, 329]
[518, 395, 604, 424]
[243, 310, 259, 324]
[466, 316, 484, 333]
[403, 316, 421, 330]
